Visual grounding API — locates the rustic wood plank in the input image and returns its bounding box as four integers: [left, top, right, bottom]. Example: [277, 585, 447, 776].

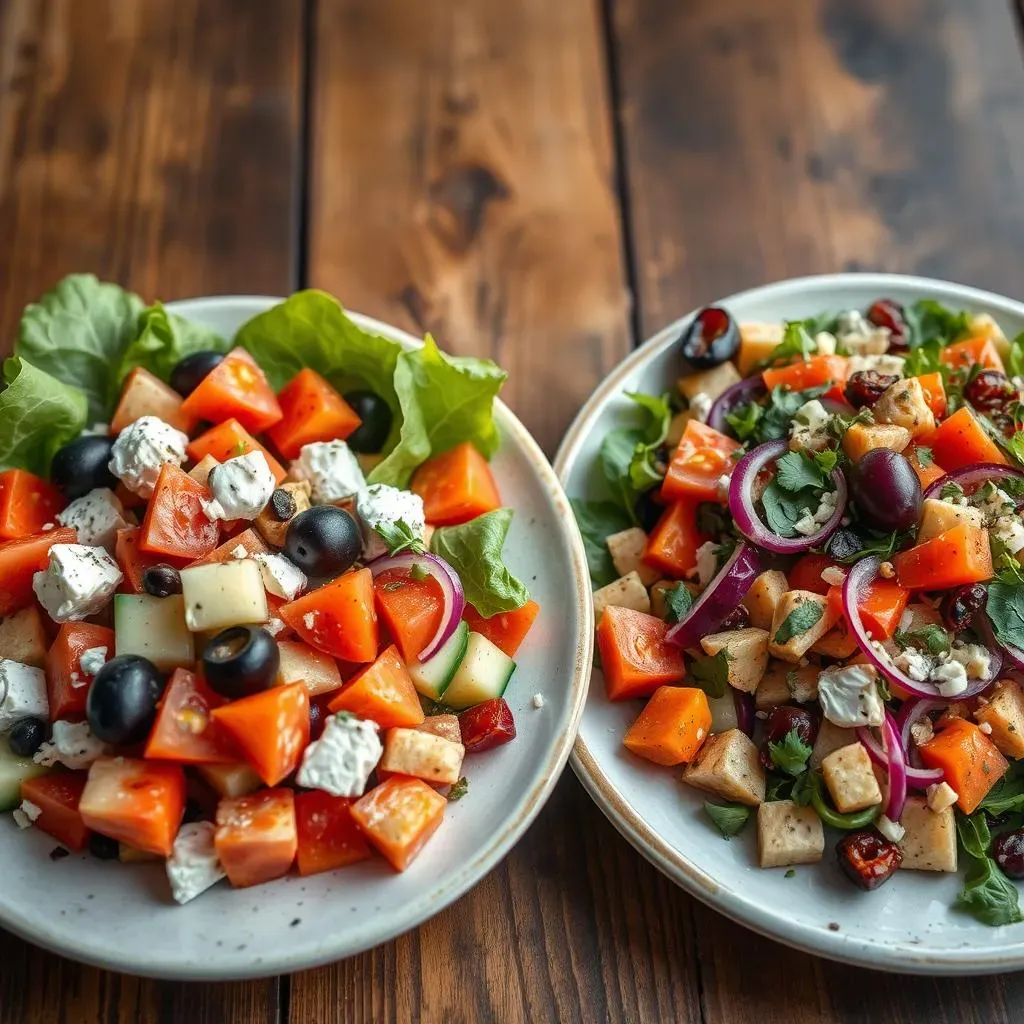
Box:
[0, 0, 300, 1019]
[611, 0, 1024, 1019]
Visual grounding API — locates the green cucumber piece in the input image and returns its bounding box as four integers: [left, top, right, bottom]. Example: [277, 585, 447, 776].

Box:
[407, 622, 469, 700]
[442, 631, 515, 710]
[0, 743, 49, 812]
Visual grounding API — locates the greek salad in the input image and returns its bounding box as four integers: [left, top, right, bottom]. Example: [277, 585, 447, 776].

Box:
[574, 298, 1024, 925]
[0, 276, 540, 904]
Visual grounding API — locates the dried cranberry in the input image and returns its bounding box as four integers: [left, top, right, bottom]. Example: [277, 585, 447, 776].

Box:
[759, 705, 818, 771]
[941, 583, 987, 632]
[992, 829, 1024, 879]
[844, 370, 900, 409]
[719, 606, 750, 631]
[964, 370, 1016, 415]
[837, 830, 902, 891]
[866, 299, 908, 350]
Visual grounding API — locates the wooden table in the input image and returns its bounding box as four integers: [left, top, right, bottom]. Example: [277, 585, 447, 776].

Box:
[3, 0, 1024, 1019]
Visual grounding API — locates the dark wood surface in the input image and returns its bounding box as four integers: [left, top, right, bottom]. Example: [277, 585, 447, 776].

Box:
[2, 0, 1024, 1020]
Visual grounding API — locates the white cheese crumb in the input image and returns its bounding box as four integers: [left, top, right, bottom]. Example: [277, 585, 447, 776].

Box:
[689, 392, 712, 423]
[876, 815, 905, 843]
[532, 693, 546, 709]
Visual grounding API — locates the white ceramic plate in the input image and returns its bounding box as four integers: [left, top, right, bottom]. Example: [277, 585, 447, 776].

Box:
[556, 273, 1024, 975]
[0, 297, 592, 980]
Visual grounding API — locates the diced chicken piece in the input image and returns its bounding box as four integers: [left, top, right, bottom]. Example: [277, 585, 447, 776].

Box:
[677, 362, 741, 403]
[898, 795, 957, 872]
[872, 378, 936, 439]
[606, 528, 660, 587]
[682, 728, 765, 806]
[767, 590, 838, 663]
[741, 570, 788, 631]
[754, 662, 818, 711]
[757, 800, 824, 868]
[974, 679, 1024, 759]
[811, 719, 857, 768]
[917, 497, 984, 544]
[700, 628, 770, 694]
[592, 572, 651, 625]
[842, 422, 912, 462]
[821, 742, 883, 813]
[737, 323, 784, 376]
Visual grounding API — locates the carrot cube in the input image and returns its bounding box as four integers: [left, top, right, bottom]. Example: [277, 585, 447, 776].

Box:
[623, 686, 712, 766]
[350, 776, 446, 871]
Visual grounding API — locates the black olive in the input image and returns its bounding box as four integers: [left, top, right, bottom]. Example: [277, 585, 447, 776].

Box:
[269, 488, 298, 522]
[169, 350, 225, 397]
[677, 306, 740, 369]
[49, 435, 118, 500]
[826, 527, 865, 562]
[89, 833, 120, 860]
[8, 718, 47, 757]
[143, 563, 183, 598]
[182, 798, 207, 824]
[203, 626, 280, 700]
[634, 490, 663, 533]
[343, 390, 393, 453]
[284, 505, 362, 576]
[86, 655, 165, 745]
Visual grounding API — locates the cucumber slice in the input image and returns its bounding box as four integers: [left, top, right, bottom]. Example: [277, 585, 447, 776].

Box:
[0, 743, 49, 812]
[442, 631, 515, 710]
[115, 594, 195, 671]
[407, 622, 469, 700]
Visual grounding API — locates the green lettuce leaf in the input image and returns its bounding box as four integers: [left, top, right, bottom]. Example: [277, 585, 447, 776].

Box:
[118, 302, 228, 384]
[570, 498, 631, 587]
[430, 508, 529, 617]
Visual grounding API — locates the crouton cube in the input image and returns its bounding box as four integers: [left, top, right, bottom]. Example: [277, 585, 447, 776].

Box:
[738, 323, 784, 375]
[380, 728, 465, 786]
[255, 480, 312, 547]
[741, 570, 789, 631]
[873, 378, 936, 439]
[842, 422, 911, 462]
[821, 742, 883, 813]
[677, 362, 741, 403]
[700, 628, 770, 694]
[755, 662, 818, 711]
[419, 714, 462, 745]
[683, 728, 765, 805]
[974, 679, 1024, 758]
[811, 719, 857, 768]
[898, 795, 957, 872]
[926, 781, 959, 813]
[757, 800, 825, 868]
[593, 572, 651, 625]
[917, 498, 984, 544]
[768, 590, 838, 663]
[606, 528, 659, 587]
[0, 606, 48, 668]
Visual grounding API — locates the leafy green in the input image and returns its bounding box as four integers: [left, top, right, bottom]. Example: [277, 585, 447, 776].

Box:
[956, 856, 1024, 926]
[814, 448, 839, 474]
[979, 764, 1024, 817]
[570, 499, 632, 587]
[763, 321, 816, 367]
[703, 801, 750, 839]
[893, 624, 952, 657]
[118, 302, 228, 385]
[1008, 331, 1024, 379]
[430, 508, 529, 617]
[903, 337, 943, 377]
[915, 446, 934, 468]
[985, 580, 1024, 650]
[827, 527, 911, 565]
[956, 810, 992, 861]
[689, 650, 729, 698]
[775, 450, 828, 493]
[624, 392, 672, 493]
[599, 392, 671, 520]
[664, 583, 694, 624]
[773, 601, 824, 645]
[760, 481, 819, 539]
[940, 481, 965, 502]
[768, 728, 813, 777]
[905, 299, 972, 350]
[724, 401, 762, 441]
[374, 519, 426, 556]
[756, 384, 828, 443]
[447, 777, 469, 802]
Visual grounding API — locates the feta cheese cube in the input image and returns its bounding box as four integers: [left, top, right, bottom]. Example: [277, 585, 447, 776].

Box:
[253, 553, 307, 601]
[203, 452, 277, 522]
[817, 663, 884, 728]
[296, 713, 383, 797]
[836, 310, 890, 354]
[690, 540, 720, 588]
[932, 658, 969, 698]
[290, 441, 366, 503]
[606, 527, 659, 587]
[78, 646, 108, 677]
[355, 484, 427, 562]
[56, 488, 129, 550]
[166, 821, 226, 905]
[0, 659, 48, 731]
[768, 590, 837, 662]
[898, 795, 957, 872]
[12, 798, 42, 830]
[788, 399, 831, 452]
[682, 728, 765, 805]
[34, 720, 106, 769]
[33, 544, 122, 623]
[700, 628, 770, 694]
[821, 742, 883, 813]
[876, 814, 906, 844]
[108, 415, 189, 497]
[846, 354, 906, 377]
[757, 800, 824, 868]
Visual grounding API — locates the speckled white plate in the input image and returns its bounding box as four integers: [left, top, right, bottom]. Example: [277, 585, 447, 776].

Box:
[0, 297, 592, 980]
[556, 273, 1024, 975]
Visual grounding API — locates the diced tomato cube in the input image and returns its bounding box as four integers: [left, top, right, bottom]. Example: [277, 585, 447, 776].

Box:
[180, 348, 283, 435]
[410, 442, 501, 526]
[144, 668, 240, 764]
[186, 419, 286, 484]
[21, 771, 91, 852]
[0, 527, 77, 616]
[457, 697, 517, 752]
[373, 568, 444, 663]
[45, 622, 115, 720]
[0, 470, 65, 541]
[327, 646, 425, 729]
[215, 788, 297, 887]
[139, 464, 220, 560]
[462, 600, 540, 657]
[295, 790, 373, 876]
[266, 368, 361, 459]
[279, 568, 378, 662]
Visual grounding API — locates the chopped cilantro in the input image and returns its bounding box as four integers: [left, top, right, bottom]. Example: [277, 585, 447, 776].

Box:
[725, 401, 762, 441]
[775, 450, 828, 493]
[703, 801, 750, 839]
[448, 777, 469, 802]
[762, 321, 817, 368]
[985, 580, 1024, 650]
[893, 624, 952, 657]
[409, 562, 429, 581]
[756, 384, 829, 443]
[375, 518, 426, 556]
[760, 480, 819, 539]
[940, 481, 965, 503]
[915, 446, 934, 468]
[784, 869, 796, 878]
[689, 650, 730, 698]
[664, 582, 694, 624]
[773, 601, 823, 645]
[768, 728, 813, 777]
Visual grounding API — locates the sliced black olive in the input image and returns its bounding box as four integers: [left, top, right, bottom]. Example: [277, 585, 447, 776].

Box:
[270, 488, 298, 522]
[86, 655, 165, 745]
[677, 306, 740, 369]
[203, 626, 280, 700]
[143, 563, 182, 598]
[89, 833, 120, 860]
[284, 505, 362, 577]
[169, 350, 225, 397]
[50, 435, 118, 500]
[8, 718, 47, 757]
[343, 390, 393, 453]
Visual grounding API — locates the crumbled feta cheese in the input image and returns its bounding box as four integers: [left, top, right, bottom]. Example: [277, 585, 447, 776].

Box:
[876, 815, 905, 844]
[789, 399, 831, 452]
[230, 545, 248, 559]
[253, 553, 307, 601]
[814, 331, 837, 355]
[79, 646, 108, 677]
[817, 663, 885, 727]
[12, 799, 42, 829]
[355, 484, 427, 562]
[836, 310, 891, 354]
[792, 509, 818, 536]
[166, 821, 226, 905]
[979, 721, 993, 735]
[975, 485, 1016, 522]
[910, 716, 934, 747]
[813, 490, 838, 525]
[33, 544, 122, 622]
[0, 660, 49, 731]
[266, 617, 286, 637]
[34, 720, 106, 769]
[846, 354, 906, 377]
[108, 415, 189, 497]
[56, 488, 129, 550]
[716, 474, 732, 501]
[691, 541, 719, 587]
[203, 452, 276, 522]
[820, 566, 846, 587]
[991, 515, 1024, 555]
[296, 714, 383, 797]
[290, 441, 366, 503]
[532, 693, 546, 709]
[932, 658, 969, 698]
[926, 781, 958, 813]
[894, 646, 933, 682]
[949, 643, 991, 681]
[689, 392, 712, 423]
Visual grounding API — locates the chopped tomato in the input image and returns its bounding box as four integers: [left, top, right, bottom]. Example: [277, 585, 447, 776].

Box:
[186, 527, 270, 568]
[279, 568, 379, 662]
[914, 373, 947, 419]
[940, 336, 1005, 374]
[111, 367, 195, 434]
[180, 347, 283, 435]
[78, 756, 186, 857]
[762, 354, 849, 392]
[928, 406, 1009, 471]
[788, 554, 839, 596]
[0, 527, 76, 616]
[462, 599, 540, 657]
[919, 718, 1008, 813]
[328, 645, 425, 728]
[904, 443, 946, 491]
[295, 791, 373, 876]
[139, 464, 220, 560]
[45, 622, 115, 720]
[21, 772, 90, 852]
[458, 697, 516, 752]
[187, 419, 287, 484]
[0, 470, 65, 541]
[215, 788, 297, 888]
[350, 777, 446, 871]
[894, 524, 993, 590]
[410, 442, 501, 526]
[661, 420, 741, 503]
[373, 568, 444, 663]
[115, 526, 181, 593]
[825, 578, 909, 641]
[144, 668, 240, 764]
[266, 368, 361, 459]
[597, 606, 685, 701]
[642, 500, 709, 578]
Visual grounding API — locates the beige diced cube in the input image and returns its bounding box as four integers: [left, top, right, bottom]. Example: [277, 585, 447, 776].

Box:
[757, 800, 825, 868]
[683, 728, 765, 806]
[821, 742, 883, 813]
[700, 628, 770, 694]
[974, 679, 1024, 759]
[873, 378, 935, 439]
[254, 480, 312, 547]
[0, 606, 48, 668]
[842, 422, 912, 462]
[917, 498, 984, 544]
[810, 623, 860, 659]
[811, 719, 857, 768]
[768, 590, 838, 663]
[593, 572, 651, 625]
[742, 570, 789, 631]
[755, 662, 819, 711]
[419, 714, 462, 745]
[677, 362, 741, 403]
[738, 323, 784, 375]
[188, 454, 220, 488]
[898, 796, 957, 872]
[648, 579, 674, 620]
[969, 312, 1010, 358]
[926, 781, 959, 814]
[380, 728, 465, 786]
[606, 528, 659, 587]
[666, 412, 690, 447]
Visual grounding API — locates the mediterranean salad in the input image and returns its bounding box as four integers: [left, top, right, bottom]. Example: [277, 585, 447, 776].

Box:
[574, 298, 1024, 925]
[0, 275, 539, 904]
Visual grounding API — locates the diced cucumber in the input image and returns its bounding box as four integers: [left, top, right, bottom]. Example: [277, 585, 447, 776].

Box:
[0, 743, 49, 812]
[442, 631, 515, 710]
[407, 622, 469, 700]
[115, 594, 195, 671]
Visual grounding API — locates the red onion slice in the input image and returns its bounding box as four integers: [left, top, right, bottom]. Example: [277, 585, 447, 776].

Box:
[923, 463, 1024, 501]
[707, 376, 767, 435]
[733, 690, 755, 737]
[665, 541, 762, 649]
[729, 439, 848, 554]
[858, 712, 943, 790]
[369, 551, 465, 661]
[882, 710, 908, 821]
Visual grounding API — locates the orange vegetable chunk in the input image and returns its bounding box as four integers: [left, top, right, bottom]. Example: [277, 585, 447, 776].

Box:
[295, 791, 373, 876]
[180, 347, 283, 435]
[327, 646, 425, 728]
[462, 599, 540, 657]
[918, 718, 1008, 814]
[186, 418, 287, 483]
[215, 787, 297, 888]
[893, 524, 993, 590]
[279, 567, 378, 662]
[940, 336, 1005, 374]
[410, 442, 501, 526]
[928, 406, 1008, 472]
[0, 469, 65, 541]
[762, 354, 849, 392]
[597, 606, 685, 701]
[266, 368, 361, 459]
[904, 443, 945, 490]
[642, 499, 709, 577]
[373, 567, 444, 663]
[623, 686, 712, 766]
[111, 367, 195, 434]
[661, 420, 741, 503]
[913, 373, 947, 419]
[350, 776, 446, 871]
[826, 579, 909, 641]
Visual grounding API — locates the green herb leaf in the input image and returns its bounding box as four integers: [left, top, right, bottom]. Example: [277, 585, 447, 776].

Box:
[956, 855, 1024, 927]
[448, 777, 469, 802]
[956, 810, 993, 861]
[784, 868, 796, 878]
[373, 518, 427, 557]
[600, 392, 673, 520]
[827, 527, 911, 564]
[893, 624, 952, 657]
[760, 480, 819, 539]
[775, 450, 827, 493]
[915, 446, 934, 468]
[703, 801, 750, 839]
[570, 499, 632, 587]
[773, 601, 824, 645]
[689, 650, 730, 698]
[768, 728, 813, 777]
[979, 764, 1024, 816]
[409, 562, 429, 581]
[985, 580, 1024, 651]
[814, 448, 839, 474]
[664, 583, 694, 624]
[790, 768, 816, 806]
[940, 481, 965, 502]
[1008, 331, 1024, 380]
[905, 299, 972, 350]
[118, 302, 228, 386]
[756, 384, 828, 443]
[903, 337, 943, 378]
[763, 321, 816, 367]
[725, 401, 762, 441]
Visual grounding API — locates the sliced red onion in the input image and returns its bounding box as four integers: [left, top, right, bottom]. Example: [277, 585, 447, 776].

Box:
[369, 551, 464, 661]
[882, 710, 907, 821]
[665, 541, 762, 649]
[858, 709, 943, 790]
[729, 439, 848, 554]
[923, 463, 1024, 501]
[707, 376, 766, 435]
[733, 690, 755, 737]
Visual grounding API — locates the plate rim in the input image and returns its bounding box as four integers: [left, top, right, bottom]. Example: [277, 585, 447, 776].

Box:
[0, 295, 594, 980]
[554, 271, 1024, 976]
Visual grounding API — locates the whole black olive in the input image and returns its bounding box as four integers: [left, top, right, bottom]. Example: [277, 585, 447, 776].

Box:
[853, 449, 923, 532]
[169, 350, 225, 397]
[143, 564, 183, 598]
[89, 833, 120, 860]
[677, 307, 740, 369]
[343, 390, 393, 453]
[8, 718, 47, 757]
[284, 505, 363, 576]
[203, 626, 280, 700]
[49, 435, 118, 500]
[86, 655, 165, 745]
